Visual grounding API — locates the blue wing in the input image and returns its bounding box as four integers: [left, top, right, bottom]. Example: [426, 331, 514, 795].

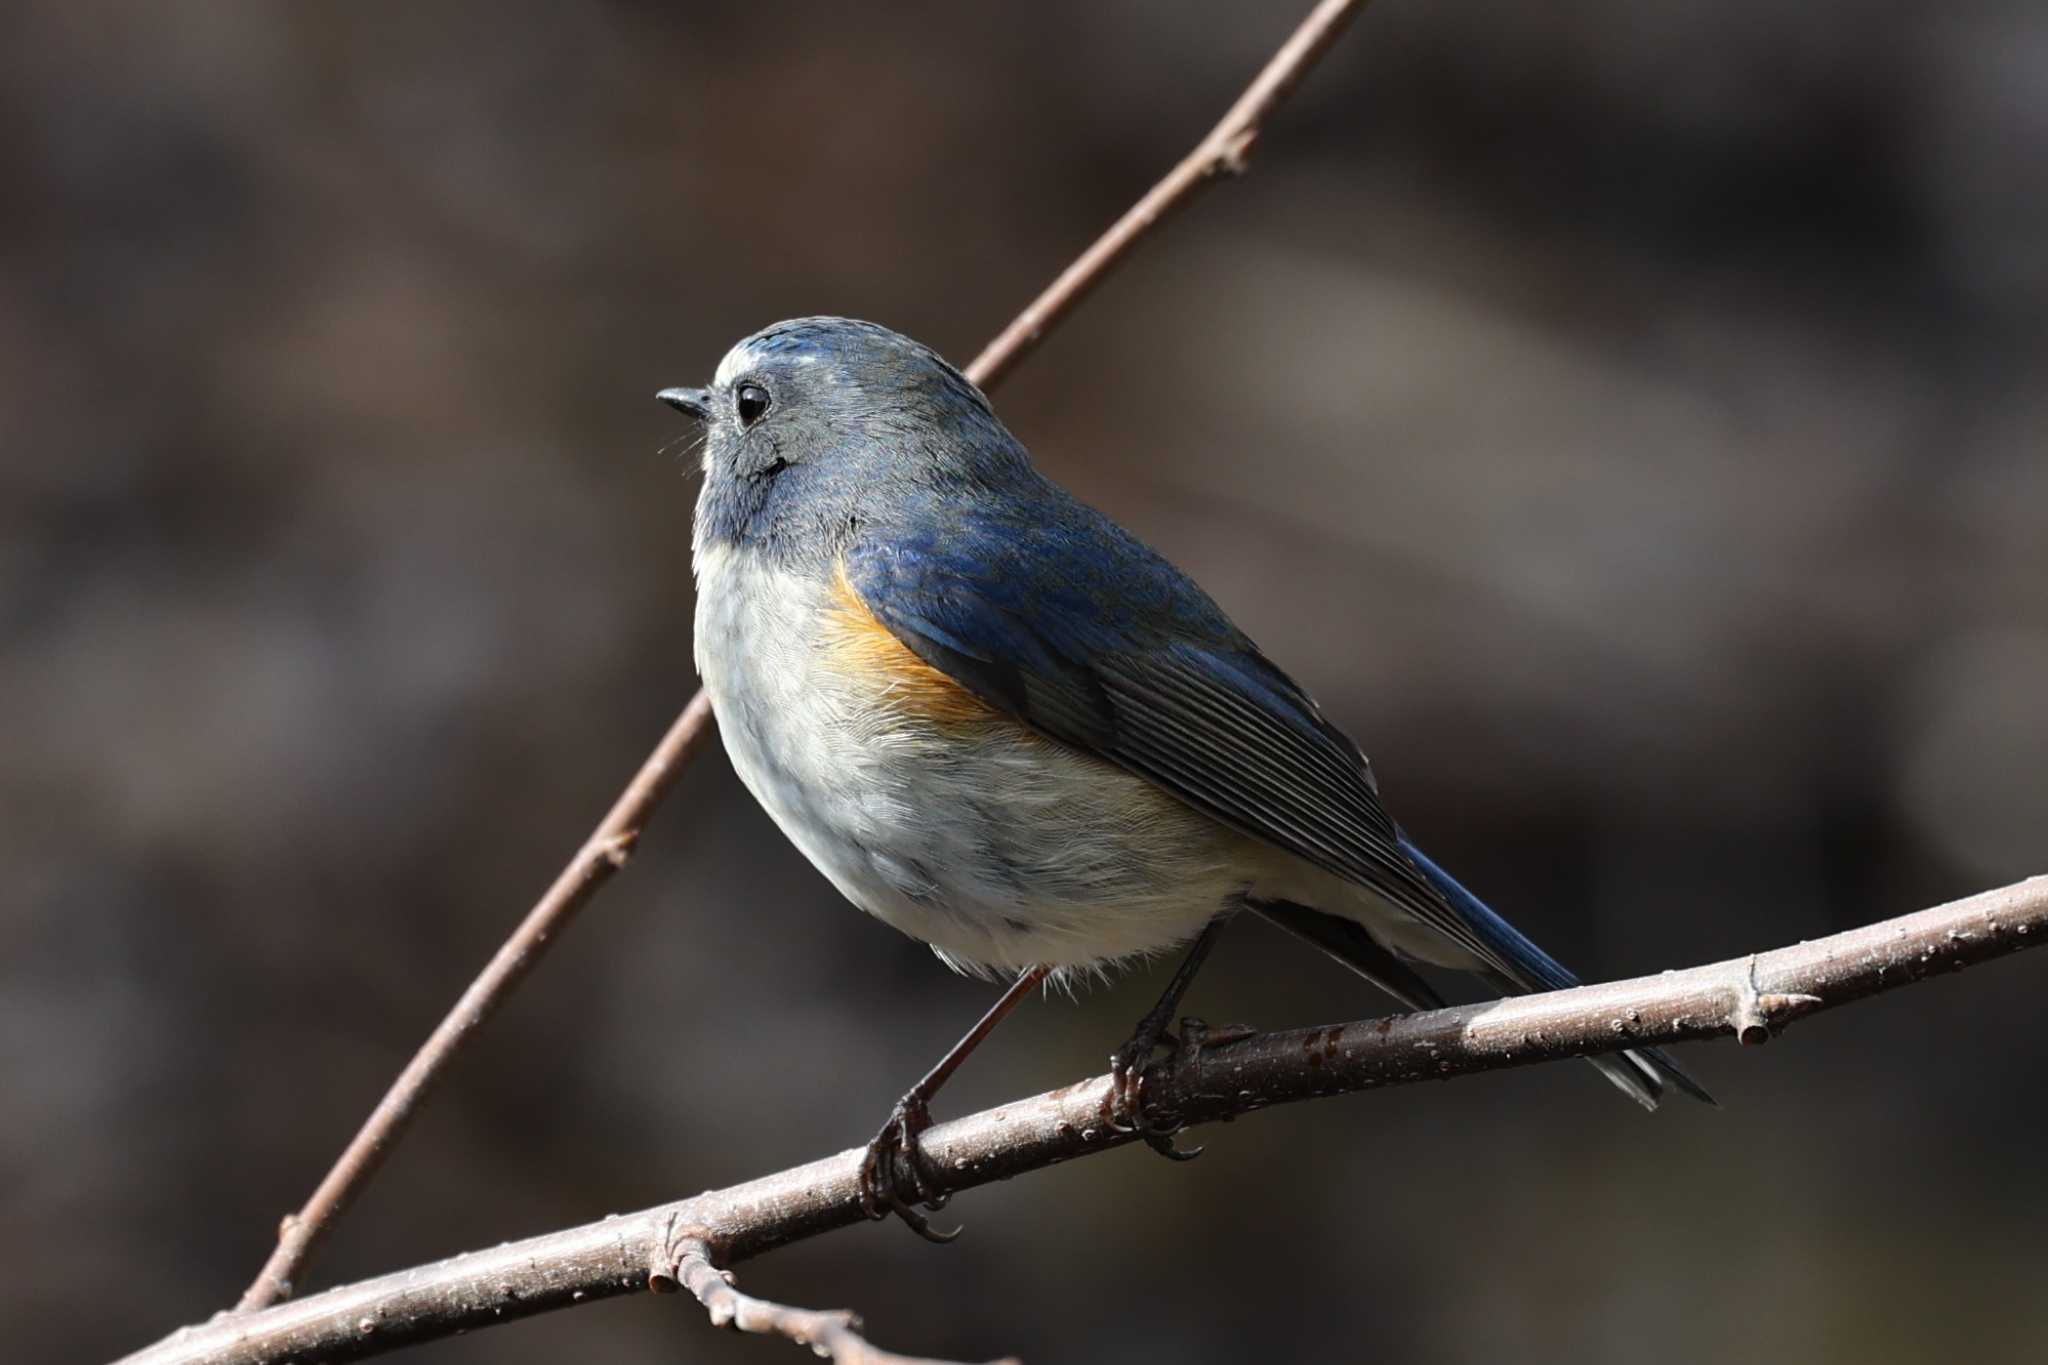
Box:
[845, 487, 1713, 1109]
[843, 487, 1508, 972]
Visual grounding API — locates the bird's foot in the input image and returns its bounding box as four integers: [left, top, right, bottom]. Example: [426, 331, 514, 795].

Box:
[1108, 1016, 1203, 1161]
[857, 1093, 961, 1243]
[1108, 1016, 1259, 1160]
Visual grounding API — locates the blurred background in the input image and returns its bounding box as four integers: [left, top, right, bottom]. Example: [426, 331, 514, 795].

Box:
[5, 2, 2046, 1362]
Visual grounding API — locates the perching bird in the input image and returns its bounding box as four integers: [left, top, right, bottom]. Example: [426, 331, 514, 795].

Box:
[661, 317, 1710, 1236]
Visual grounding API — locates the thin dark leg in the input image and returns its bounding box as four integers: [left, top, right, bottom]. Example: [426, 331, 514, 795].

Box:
[1109, 917, 1226, 1155]
[860, 964, 1050, 1242]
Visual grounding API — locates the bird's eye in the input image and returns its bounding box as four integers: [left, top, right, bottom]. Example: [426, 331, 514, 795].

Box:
[735, 382, 771, 427]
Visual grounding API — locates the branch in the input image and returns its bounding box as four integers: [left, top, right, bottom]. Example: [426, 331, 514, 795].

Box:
[661, 1231, 1013, 1365]
[134, 877, 2047, 1365]
[231, 0, 1376, 1312]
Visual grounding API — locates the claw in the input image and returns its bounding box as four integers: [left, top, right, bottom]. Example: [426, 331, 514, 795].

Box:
[1109, 1014, 1257, 1160]
[1144, 1130, 1205, 1161]
[857, 1096, 963, 1243]
[1107, 1025, 1191, 1152]
[892, 1198, 962, 1244]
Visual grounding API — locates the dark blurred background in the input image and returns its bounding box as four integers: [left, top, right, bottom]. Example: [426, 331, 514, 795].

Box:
[6, 2, 2046, 1362]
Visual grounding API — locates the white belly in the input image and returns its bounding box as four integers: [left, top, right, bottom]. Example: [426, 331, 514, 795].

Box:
[692, 543, 1261, 976]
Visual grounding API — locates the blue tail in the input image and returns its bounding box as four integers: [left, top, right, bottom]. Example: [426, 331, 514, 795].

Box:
[1397, 836, 1714, 1110]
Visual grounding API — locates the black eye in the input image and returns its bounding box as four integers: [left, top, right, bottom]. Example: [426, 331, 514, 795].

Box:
[735, 382, 771, 427]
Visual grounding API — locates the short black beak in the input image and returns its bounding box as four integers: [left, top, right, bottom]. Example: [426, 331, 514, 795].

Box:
[657, 386, 712, 420]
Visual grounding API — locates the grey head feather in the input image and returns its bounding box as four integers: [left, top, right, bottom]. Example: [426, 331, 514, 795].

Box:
[680, 317, 1030, 570]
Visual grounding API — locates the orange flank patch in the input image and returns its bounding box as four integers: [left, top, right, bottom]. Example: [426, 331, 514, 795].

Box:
[823, 562, 1001, 727]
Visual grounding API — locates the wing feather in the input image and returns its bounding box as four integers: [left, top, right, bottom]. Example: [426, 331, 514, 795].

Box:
[841, 516, 1509, 973]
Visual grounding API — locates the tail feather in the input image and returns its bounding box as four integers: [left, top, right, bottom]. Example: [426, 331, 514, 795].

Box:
[1253, 900, 1447, 1011]
[1396, 835, 1716, 1110]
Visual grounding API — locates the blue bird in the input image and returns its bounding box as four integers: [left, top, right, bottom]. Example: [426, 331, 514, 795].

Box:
[660, 317, 1710, 1236]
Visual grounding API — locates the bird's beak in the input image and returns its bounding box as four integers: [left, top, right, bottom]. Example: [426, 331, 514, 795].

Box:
[657, 386, 713, 420]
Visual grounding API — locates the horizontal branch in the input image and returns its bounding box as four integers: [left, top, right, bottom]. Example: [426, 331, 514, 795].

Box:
[125, 875, 2047, 1365]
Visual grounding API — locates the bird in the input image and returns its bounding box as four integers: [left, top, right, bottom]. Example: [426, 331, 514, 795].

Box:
[660, 316, 1710, 1238]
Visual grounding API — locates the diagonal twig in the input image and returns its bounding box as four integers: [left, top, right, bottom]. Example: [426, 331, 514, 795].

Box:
[136, 875, 2048, 1365]
[232, 0, 1378, 1313]
[964, 0, 1371, 390]
[235, 693, 717, 1311]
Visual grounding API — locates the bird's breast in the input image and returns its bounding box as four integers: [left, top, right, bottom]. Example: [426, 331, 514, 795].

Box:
[690, 542, 1251, 974]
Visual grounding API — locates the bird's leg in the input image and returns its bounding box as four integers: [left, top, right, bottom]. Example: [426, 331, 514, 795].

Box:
[859, 964, 1049, 1242]
[1109, 917, 1226, 1157]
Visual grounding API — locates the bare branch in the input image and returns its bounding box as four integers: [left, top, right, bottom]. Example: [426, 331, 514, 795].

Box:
[139, 877, 2046, 1365]
[231, 0, 1377, 1311]
[654, 1224, 1013, 1365]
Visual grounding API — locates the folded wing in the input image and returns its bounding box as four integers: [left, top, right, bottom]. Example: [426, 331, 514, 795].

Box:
[841, 500, 1503, 971]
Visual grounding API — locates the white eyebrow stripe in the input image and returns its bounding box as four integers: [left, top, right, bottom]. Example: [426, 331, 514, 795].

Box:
[714, 339, 825, 390]
[712, 343, 752, 388]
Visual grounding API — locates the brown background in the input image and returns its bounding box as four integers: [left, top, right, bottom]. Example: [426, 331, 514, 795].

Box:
[5, 3, 2046, 1362]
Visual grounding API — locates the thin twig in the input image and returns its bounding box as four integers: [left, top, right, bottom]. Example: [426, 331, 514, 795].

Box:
[232, 0, 1377, 1312]
[234, 692, 716, 1311]
[137, 876, 2048, 1365]
[654, 1226, 1015, 1365]
[965, 0, 1372, 390]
